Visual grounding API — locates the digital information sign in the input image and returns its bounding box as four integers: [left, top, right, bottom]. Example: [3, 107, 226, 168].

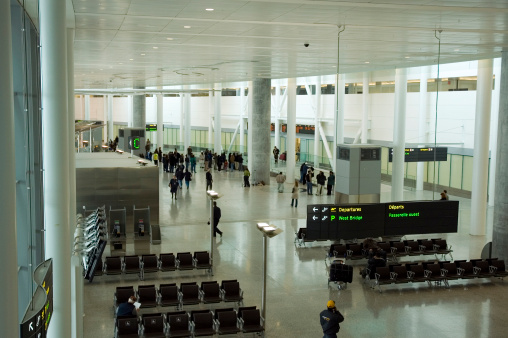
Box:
[388, 147, 447, 162]
[146, 124, 157, 131]
[20, 259, 53, 338]
[306, 201, 458, 240]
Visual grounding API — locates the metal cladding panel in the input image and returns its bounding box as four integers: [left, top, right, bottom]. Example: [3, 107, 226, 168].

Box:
[94, 167, 118, 190]
[349, 148, 360, 178]
[359, 177, 381, 195]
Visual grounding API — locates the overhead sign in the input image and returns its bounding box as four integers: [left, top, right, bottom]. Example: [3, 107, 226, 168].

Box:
[306, 201, 458, 240]
[146, 124, 157, 131]
[128, 136, 141, 150]
[389, 147, 448, 162]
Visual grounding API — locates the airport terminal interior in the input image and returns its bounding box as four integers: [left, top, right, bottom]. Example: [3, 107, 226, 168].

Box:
[5, 1, 508, 338]
[82, 168, 507, 338]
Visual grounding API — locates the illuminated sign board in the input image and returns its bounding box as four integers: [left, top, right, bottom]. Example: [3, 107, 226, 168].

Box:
[20, 259, 53, 338]
[306, 201, 458, 240]
[389, 147, 447, 162]
[146, 124, 157, 131]
[128, 136, 141, 150]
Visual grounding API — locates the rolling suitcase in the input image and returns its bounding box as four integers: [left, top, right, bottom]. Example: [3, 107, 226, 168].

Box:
[329, 260, 353, 289]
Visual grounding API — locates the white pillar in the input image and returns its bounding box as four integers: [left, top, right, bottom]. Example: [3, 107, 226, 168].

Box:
[416, 67, 429, 191]
[240, 86, 245, 153]
[488, 59, 501, 206]
[470, 59, 494, 235]
[179, 92, 184, 147]
[84, 95, 90, 120]
[41, 1, 72, 337]
[208, 90, 213, 148]
[107, 95, 113, 142]
[333, 74, 345, 172]
[132, 91, 146, 129]
[275, 85, 280, 150]
[362, 72, 369, 143]
[128, 95, 133, 127]
[287, 78, 297, 182]
[157, 94, 163, 150]
[250, 79, 272, 184]
[391, 68, 408, 202]
[214, 85, 222, 153]
[184, 93, 191, 150]
[102, 96, 108, 142]
[247, 81, 254, 168]
[314, 77, 321, 166]
[67, 28, 83, 338]
[0, 1, 18, 336]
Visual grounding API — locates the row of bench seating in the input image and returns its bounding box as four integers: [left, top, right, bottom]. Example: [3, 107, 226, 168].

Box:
[115, 280, 244, 313]
[328, 238, 453, 262]
[369, 258, 507, 292]
[115, 307, 264, 337]
[97, 252, 212, 280]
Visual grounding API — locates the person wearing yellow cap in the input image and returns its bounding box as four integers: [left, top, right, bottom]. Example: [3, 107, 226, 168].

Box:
[320, 300, 344, 338]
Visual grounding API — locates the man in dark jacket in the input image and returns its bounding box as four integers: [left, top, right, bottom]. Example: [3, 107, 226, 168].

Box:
[320, 300, 344, 338]
[212, 202, 222, 237]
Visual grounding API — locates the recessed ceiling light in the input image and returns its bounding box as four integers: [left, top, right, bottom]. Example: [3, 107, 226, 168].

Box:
[184, 26, 191, 29]
[206, 8, 214, 11]
[166, 37, 173, 41]
[129, 59, 134, 61]
[405, 56, 410, 59]
[454, 48, 460, 51]
[118, 62, 123, 65]
[332, 65, 336, 68]
[153, 46, 158, 49]
[140, 53, 145, 56]
[364, 61, 370, 64]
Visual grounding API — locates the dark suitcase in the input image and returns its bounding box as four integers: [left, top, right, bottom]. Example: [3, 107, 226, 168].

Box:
[329, 261, 353, 284]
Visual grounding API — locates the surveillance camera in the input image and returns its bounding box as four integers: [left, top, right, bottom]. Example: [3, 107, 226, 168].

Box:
[304, 43, 309, 47]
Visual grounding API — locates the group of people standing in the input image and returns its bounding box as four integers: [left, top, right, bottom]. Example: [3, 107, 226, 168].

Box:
[299, 162, 335, 196]
[199, 150, 245, 172]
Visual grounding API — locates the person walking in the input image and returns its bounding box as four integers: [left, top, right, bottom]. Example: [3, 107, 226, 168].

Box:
[276, 172, 286, 193]
[320, 300, 344, 338]
[327, 171, 335, 195]
[243, 167, 251, 187]
[209, 201, 223, 237]
[206, 169, 213, 191]
[291, 180, 299, 207]
[273, 146, 280, 163]
[176, 167, 185, 189]
[190, 153, 197, 173]
[153, 151, 159, 166]
[169, 175, 179, 200]
[300, 162, 308, 183]
[316, 171, 326, 195]
[184, 169, 192, 189]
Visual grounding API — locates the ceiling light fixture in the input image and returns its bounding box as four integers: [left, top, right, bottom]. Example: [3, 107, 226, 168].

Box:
[184, 26, 191, 29]
[153, 46, 158, 49]
[141, 53, 145, 56]
[129, 59, 134, 61]
[405, 56, 410, 59]
[364, 61, 370, 64]
[166, 37, 173, 40]
[206, 8, 214, 11]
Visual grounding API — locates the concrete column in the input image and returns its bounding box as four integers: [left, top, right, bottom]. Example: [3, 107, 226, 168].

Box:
[0, 1, 18, 335]
[214, 85, 222, 153]
[314, 77, 321, 167]
[488, 60, 501, 206]
[184, 93, 191, 150]
[102, 96, 107, 142]
[240, 86, 245, 153]
[84, 95, 90, 120]
[416, 67, 429, 191]
[275, 85, 280, 150]
[179, 92, 184, 146]
[493, 52, 508, 261]
[157, 94, 163, 150]
[107, 95, 113, 142]
[391, 68, 408, 202]
[362, 72, 369, 143]
[287, 78, 297, 182]
[40, 0, 72, 337]
[250, 78, 272, 185]
[470, 59, 494, 235]
[208, 90, 213, 147]
[132, 92, 146, 129]
[67, 28, 83, 338]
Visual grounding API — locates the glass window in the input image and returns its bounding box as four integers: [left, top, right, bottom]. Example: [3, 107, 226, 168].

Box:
[438, 155, 451, 186]
[449, 155, 463, 189]
[462, 156, 473, 191]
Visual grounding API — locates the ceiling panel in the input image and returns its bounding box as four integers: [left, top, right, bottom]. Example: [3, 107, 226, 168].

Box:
[72, 0, 508, 89]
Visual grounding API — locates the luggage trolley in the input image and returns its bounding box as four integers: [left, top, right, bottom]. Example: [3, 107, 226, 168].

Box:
[328, 259, 353, 290]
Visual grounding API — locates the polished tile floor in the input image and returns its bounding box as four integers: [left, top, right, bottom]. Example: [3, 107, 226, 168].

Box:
[84, 166, 508, 338]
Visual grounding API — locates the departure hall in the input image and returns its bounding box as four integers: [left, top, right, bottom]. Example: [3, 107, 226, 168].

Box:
[3, 0, 508, 337]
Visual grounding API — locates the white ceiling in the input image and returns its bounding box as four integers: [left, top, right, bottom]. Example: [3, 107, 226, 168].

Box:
[71, 0, 508, 89]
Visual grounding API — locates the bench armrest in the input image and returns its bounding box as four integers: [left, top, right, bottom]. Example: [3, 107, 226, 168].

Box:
[407, 271, 414, 279]
[440, 268, 448, 277]
[473, 266, 481, 275]
[424, 270, 432, 278]
[489, 266, 498, 273]
[390, 272, 398, 280]
[419, 245, 426, 251]
[457, 267, 465, 276]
